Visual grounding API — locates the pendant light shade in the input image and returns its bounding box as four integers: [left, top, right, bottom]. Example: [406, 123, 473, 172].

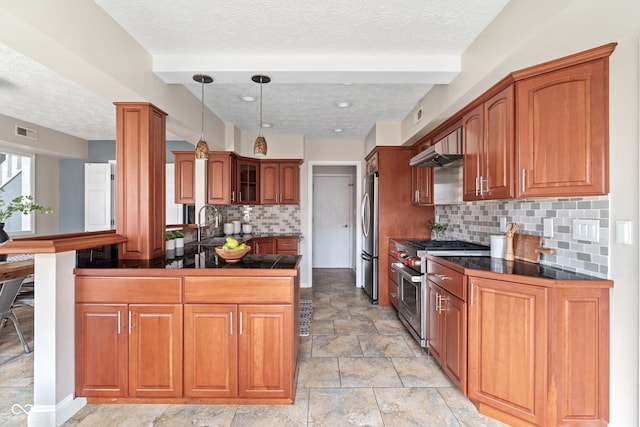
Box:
[193, 74, 213, 159]
[252, 74, 271, 156]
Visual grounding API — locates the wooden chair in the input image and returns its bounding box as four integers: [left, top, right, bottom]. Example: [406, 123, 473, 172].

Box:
[0, 277, 32, 353]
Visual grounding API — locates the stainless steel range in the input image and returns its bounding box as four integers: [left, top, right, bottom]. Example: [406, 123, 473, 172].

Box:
[390, 239, 490, 347]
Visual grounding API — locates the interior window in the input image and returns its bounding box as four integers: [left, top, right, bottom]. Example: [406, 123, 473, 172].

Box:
[0, 151, 35, 234]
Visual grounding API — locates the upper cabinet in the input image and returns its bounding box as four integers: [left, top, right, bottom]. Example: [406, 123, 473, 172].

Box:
[236, 157, 259, 204]
[411, 139, 434, 206]
[515, 57, 610, 197]
[260, 160, 301, 205]
[207, 151, 234, 205]
[173, 151, 196, 204]
[463, 85, 515, 201]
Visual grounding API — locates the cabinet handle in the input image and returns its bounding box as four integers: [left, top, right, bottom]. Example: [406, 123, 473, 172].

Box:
[521, 169, 525, 193]
[470, 283, 475, 306]
[231, 191, 235, 203]
[479, 176, 485, 197]
[475, 176, 479, 196]
[239, 191, 242, 201]
[128, 310, 132, 334]
[117, 311, 121, 334]
[435, 274, 451, 281]
[230, 311, 233, 335]
[240, 311, 243, 335]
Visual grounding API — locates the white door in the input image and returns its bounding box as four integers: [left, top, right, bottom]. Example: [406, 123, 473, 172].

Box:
[84, 163, 113, 231]
[313, 174, 353, 268]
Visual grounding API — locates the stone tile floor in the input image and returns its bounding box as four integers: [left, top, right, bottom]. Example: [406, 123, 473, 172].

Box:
[0, 269, 507, 426]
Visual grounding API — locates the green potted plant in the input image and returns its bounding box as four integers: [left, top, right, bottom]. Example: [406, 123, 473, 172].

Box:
[173, 230, 185, 249]
[429, 220, 449, 240]
[165, 231, 176, 251]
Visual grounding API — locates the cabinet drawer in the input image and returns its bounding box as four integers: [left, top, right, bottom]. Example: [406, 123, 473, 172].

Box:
[427, 261, 466, 300]
[76, 276, 182, 303]
[277, 238, 298, 254]
[184, 277, 293, 304]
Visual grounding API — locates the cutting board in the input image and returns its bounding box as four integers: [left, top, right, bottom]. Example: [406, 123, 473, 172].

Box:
[513, 233, 555, 263]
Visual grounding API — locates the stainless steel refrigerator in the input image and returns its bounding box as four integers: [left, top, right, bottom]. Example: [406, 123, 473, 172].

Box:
[361, 172, 379, 303]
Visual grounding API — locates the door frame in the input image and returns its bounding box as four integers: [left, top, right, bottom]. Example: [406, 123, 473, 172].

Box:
[306, 161, 363, 289]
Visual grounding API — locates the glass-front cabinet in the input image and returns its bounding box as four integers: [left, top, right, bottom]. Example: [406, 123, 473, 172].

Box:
[236, 158, 259, 204]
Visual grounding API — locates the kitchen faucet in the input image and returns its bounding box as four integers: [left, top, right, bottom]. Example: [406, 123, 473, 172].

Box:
[197, 204, 220, 242]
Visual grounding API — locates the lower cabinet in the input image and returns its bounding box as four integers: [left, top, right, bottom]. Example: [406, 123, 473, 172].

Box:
[467, 275, 610, 427]
[76, 303, 183, 398]
[251, 237, 275, 254]
[427, 281, 466, 391]
[249, 236, 299, 255]
[184, 303, 293, 399]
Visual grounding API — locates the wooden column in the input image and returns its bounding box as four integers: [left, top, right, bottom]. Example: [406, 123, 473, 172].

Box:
[115, 102, 167, 259]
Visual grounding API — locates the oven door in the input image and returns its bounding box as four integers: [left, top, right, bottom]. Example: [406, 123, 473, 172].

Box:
[392, 262, 426, 346]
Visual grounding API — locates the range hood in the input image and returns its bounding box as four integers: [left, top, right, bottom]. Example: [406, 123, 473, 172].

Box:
[409, 127, 463, 168]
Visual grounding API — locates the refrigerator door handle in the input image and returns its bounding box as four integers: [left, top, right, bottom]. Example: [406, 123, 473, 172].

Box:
[361, 192, 370, 238]
[361, 252, 372, 261]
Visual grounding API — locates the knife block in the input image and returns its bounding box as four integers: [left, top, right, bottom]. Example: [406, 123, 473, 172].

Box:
[504, 232, 515, 261]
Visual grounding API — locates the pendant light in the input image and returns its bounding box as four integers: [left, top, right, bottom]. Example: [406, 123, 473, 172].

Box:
[193, 74, 213, 159]
[252, 74, 271, 156]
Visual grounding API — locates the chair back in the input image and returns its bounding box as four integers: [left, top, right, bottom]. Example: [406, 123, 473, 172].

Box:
[0, 278, 25, 317]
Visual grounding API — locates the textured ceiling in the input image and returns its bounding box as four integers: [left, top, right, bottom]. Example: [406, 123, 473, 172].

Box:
[0, 0, 510, 142]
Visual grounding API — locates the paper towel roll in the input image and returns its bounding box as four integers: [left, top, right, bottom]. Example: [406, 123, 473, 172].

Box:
[490, 235, 506, 258]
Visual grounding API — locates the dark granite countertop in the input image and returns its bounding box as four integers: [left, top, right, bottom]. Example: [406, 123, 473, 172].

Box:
[437, 256, 603, 281]
[77, 246, 300, 270]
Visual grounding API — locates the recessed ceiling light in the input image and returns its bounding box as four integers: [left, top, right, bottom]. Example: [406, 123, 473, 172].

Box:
[333, 128, 344, 133]
[241, 95, 256, 102]
[336, 102, 350, 108]
[262, 123, 272, 128]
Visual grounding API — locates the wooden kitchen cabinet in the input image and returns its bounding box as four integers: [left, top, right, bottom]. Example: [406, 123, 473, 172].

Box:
[467, 275, 610, 426]
[236, 157, 259, 204]
[411, 139, 434, 206]
[276, 237, 299, 255]
[173, 151, 196, 204]
[515, 56, 610, 197]
[366, 151, 378, 174]
[238, 304, 293, 398]
[463, 85, 515, 201]
[250, 237, 276, 254]
[427, 259, 467, 391]
[75, 276, 183, 399]
[207, 151, 234, 205]
[260, 160, 301, 204]
[184, 304, 237, 397]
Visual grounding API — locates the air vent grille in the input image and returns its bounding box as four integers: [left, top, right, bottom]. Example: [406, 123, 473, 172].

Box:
[15, 125, 38, 140]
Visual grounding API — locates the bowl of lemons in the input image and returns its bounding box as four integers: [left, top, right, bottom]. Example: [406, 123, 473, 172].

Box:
[215, 237, 251, 263]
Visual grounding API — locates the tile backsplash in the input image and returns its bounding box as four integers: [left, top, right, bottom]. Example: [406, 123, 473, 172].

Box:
[222, 204, 301, 234]
[435, 195, 609, 278]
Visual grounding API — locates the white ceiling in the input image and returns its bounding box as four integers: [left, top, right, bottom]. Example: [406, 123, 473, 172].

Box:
[0, 0, 510, 142]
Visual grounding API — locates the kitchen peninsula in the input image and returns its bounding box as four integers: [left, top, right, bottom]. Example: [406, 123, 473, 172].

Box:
[74, 246, 302, 404]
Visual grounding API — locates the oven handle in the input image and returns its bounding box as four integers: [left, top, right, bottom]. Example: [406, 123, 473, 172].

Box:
[392, 262, 422, 283]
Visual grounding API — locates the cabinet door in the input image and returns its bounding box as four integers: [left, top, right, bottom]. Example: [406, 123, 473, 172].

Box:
[260, 162, 279, 204]
[254, 237, 276, 255]
[426, 281, 443, 363]
[184, 304, 238, 397]
[279, 162, 300, 204]
[483, 85, 514, 199]
[173, 151, 196, 204]
[76, 304, 128, 397]
[442, 291, 466, 391]
[411, 140, 434, 206]
[236, 158, 259, 204]
[207, 152, 232, 205]
[129, 304, 183, 398]
[516, 59, 608, 197]
[238, 304, 293, 399]
[462, 104, 484, 201]
[468, 277, 546, 426]
[388, 259, 399, 309]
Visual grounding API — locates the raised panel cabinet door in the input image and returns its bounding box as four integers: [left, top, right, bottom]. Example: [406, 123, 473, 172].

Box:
[462, 104, 484, 201]
[516, 59, 608, 197]
[467, 277, 547, 426]
[207, 152, 232, 205]
[238, 304, 293, 399]
[254, 237, 276, 255]
[184, 304, 238, 397]
[75, 304, 128, 397]
[442, 292, 467, 392]
[259, 162, 279, 204]
[279, 162, 300, 204]
[173, 151, 196, 204]
[426, 281, 443, 363]
[483, 85, 515, 199]
[128, 304, 183, 398]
